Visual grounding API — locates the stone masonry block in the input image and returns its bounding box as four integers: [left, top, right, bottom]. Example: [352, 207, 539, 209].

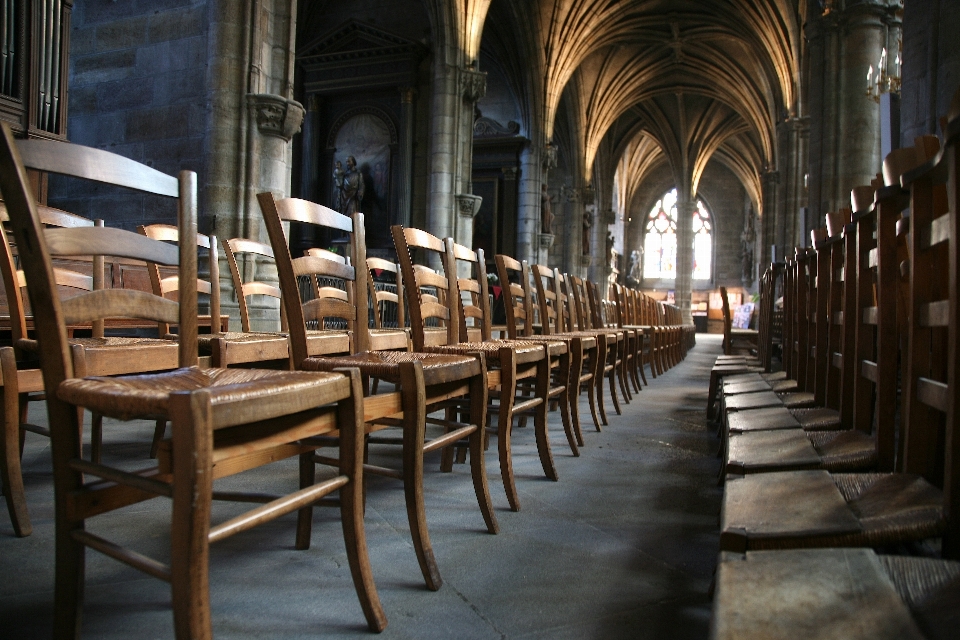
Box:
[68, 85, 97, 115]
[95, 17, 149, 52]
[148, 6, 205, 43]
[96, 79, 154, 112]
[71, 50, 137, 85]
[125, 104, 193, 142]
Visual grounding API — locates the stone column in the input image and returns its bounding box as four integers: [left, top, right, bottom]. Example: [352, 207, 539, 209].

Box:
[426, 63, 459, 254]
[581, 185, 598, 280]
[837, 2, 889, 202]
[561, 183, 581, 275]
[454, 68, 486, 249]
[775, 117, 809, 264]
[761, 169, 780, 263]
[675, 199, 695, 323]
[397, 87, 417, 228]
[516, 144, 543, 263]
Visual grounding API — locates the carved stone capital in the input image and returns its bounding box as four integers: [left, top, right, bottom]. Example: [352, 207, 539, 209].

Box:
[581, 185, 596, 206]
[538, 233, 555, 251]
[399, 86, 417, 104]
[501, 167, 519, 180]
[456, 193, 483, 219]
[542, 143, 557, 170]
[580, 255, 592, 268]
[460, 68, 487, 102]
[560, 184, 578, 203]
[248, 94, 305, 142]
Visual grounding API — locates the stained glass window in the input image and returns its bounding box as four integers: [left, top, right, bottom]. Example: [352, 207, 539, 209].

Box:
[642, 188, 713, 281]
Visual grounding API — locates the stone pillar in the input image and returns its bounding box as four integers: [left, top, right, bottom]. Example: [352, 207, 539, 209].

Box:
[762, 169, 780, 263]
[454, 67, 486, 249]
[516, 145, 543, 263]
[397, 87, 417, 228]
[581, 185, 598, 280]
[501, 167, 519, 257]
[675, 199, 695, 323]
[837, 2, 889, 200]
[426, 63, 459, 254]
[561, 183, 581, 275]
[775, 117, 809, 264]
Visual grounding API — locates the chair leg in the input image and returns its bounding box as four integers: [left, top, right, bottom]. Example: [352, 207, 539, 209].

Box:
[496, 348, 520, 511]
[533, 356, 559, 482]
[1, 383, 31, 537]
[569, 341, 586, 447]
[638, 335, 649, 386]
[616, 343, 631, 403]
[467, 357, 498, 535]
[608, 362, 622, 416]
[295, 451, 316, 550]
[169, 391, 214, 640]
[149, 420, 167, 459]
[90, 413, 103, 464]
[398, 361, 443, 591]
[556, 350, 578, 456]
[596, 337, 609, 427]
[335, 370, 388, 633]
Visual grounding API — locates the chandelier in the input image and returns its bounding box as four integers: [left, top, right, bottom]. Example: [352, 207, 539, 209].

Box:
[866, 43, 902, 103]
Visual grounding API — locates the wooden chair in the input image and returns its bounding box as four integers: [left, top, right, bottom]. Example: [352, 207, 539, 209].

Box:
[717, 151, 949, 556]
[720, 287, 759, 356]
[448, 243, 577, 457]
[0, 124, 386, 636]
[529, 264, 603, 436]
[392, 225, 557, 512]
[258, 193, 496, 590]
[610, 284, 645, 394]
[0, 203, 101, 535]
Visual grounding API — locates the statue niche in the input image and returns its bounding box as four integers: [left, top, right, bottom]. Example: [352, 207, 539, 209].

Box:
[331, 112, 393, 250]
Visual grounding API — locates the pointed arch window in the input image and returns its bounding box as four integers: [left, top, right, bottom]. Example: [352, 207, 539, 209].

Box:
[642, 188, 713, 281]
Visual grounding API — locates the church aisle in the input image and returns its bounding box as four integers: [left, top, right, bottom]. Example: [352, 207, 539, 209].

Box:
[0, 336, 722, 639]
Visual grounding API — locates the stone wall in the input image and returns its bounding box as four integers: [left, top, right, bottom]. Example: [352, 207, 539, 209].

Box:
[54, 0, 209, 230]
[901, 0, 960, 144]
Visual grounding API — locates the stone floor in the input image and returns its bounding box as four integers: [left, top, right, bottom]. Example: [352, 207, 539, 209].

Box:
[0, 335, 723, 639]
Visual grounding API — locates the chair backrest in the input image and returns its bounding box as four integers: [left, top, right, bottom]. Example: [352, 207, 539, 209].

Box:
[222, 237, 287, 332]
[443, 241, 492, 342]
[391, 225, 459, 350]
[366, 257, 404, 330]
[0, 124, 198, 400]
[257, 193, 366, 368]
[531, 264, 567, 336]
[138, 224, 221, 337]
[567, 276, 593, 331]
[0, 202, 103, 342]
[900, 127, 955, 488]
[495, 254, 534, 339]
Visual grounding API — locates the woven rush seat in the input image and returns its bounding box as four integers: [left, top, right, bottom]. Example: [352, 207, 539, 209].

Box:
[302, 350, 480, 386]
[808, 430, 879, 470]
[17, 335, 177, 352]
[880, 555, 960, 612]
[57, 366, 348, 423]
[721, 470, 946, 551]
[791, 406, 842, 430]
[425, 339, 547, 364]
[727, 406, 801, 433]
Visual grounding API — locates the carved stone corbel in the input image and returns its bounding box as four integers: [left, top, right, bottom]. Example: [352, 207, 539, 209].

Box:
[460, 68, 487, 102]
[581, 185, 596, 206]
[542, 143, 557, 170]
[247, 93, 306, 142]
[456, 193, 483, 219]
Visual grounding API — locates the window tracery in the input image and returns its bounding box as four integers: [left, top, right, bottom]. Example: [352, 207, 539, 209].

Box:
[642, 188, 713, 281]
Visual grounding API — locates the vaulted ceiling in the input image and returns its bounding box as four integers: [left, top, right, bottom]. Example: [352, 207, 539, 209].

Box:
[481, 0, 804, 215]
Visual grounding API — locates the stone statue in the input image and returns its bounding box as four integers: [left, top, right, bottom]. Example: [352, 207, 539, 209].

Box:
[332, 161, 344, 210]
[540, 184, 554, 234]
[336, 156, 364, 215]
[606, 231, 615, 268]
[582, 209, 593, 255]
[628, 249, 642, 282]
[741, 244, 754, 287]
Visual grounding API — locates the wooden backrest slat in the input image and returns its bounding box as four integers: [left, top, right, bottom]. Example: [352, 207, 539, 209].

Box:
[274, 197, 353, 233]
[17, 138, 180, 197]
[46, 227, 179, 265]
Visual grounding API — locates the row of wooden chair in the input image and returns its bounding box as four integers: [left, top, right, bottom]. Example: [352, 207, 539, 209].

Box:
[709, 95, 960, 639]
[0, 121, 693, 637]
